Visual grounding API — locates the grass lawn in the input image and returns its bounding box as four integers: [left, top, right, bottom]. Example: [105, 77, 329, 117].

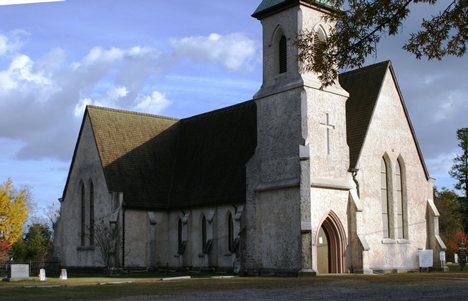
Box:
[447, 263, 468, 272]
[2, 272, 468, 301]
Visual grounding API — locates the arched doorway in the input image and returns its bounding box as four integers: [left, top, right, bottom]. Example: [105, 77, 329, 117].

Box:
[317, 212, 346, 273]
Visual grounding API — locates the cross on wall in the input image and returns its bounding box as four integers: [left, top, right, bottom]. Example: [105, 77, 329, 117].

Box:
[320, 113, 335, 155]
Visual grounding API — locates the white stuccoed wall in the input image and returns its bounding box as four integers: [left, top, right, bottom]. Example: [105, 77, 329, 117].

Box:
[245, 3, 351, 274]
[123, 206, 240, 270]
[57, 2, 440, 274]
[356, 68, 433, 272]
[56, 115, 113, 267]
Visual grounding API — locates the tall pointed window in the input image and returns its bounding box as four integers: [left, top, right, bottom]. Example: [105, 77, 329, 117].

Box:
[80, 182, 85, 246]
[89, 181, 95, 246]
[227, 212, 234, 253]
[396, 159, 407, 239]
[381, 159, 391, 238]
[201, 215, 207, 253]
[177, 218, 184, 254]
[279, 35, 287, 74]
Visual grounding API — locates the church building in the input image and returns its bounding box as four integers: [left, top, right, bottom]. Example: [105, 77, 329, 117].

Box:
[55, 0, 446, 274]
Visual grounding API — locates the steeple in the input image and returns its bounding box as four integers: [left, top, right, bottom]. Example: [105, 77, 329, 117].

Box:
[252, 0, 342, 99]
[252, 0, 334, 19]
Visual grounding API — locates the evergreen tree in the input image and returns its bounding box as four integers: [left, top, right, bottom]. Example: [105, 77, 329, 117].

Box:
[13, 223, 52, 262]
[434, 187, 464, 242]
[449, 128, 468, 230]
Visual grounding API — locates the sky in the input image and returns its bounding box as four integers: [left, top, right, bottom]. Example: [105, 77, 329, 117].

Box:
[0, 0, 466, 217]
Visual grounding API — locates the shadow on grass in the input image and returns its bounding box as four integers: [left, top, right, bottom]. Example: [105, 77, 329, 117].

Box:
[3, 271, 468, 301]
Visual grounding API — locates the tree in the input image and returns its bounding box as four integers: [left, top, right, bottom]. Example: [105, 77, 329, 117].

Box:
[46, 201, 60, 238]
[295, 0, 467, 86]
[450, 128, 468, 201]
[0, 178, 29, 260]
[434, 187, 464, 241]
[446, 229, 468, 264]
[93, 220, 121, 273]
[449, 128, 468, 232]
[12, 223, 53, 262]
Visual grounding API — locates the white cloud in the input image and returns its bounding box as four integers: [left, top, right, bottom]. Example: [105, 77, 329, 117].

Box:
[133, 91, 171, 115]
[0, 54, 57, 102]
[74, 97, 92, 117]
[426, 151, 457, 179]
[73, 85, 130, 117]
[0, 32, 23, 56]
[0, 30, 259, 161]
[74, 88, 170, 117]
[72, 47, 125, 69]
[432, 90, 467, 123]
[72, 46, 162, 70]
[0, 35, 9, 55]
[170, 33, 259, 71]
[0, 32, 171, 160]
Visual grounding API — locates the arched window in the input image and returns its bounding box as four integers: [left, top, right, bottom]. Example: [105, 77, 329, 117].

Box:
[279, 35, 287, 74]
[312, 27, 327, 59]
[177, 218, 183, 254]
[315, 26, 327, 43]
[381, 159, 391, 238]
[227, 212, 234, 253]
[201, 215, 207, 253]
[396, 159, 407, 239]
[80, 182, 85, 246]
[89, 180, 95, 246]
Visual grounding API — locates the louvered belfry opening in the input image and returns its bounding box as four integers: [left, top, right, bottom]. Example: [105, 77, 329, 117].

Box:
[279, 35, 287, 73]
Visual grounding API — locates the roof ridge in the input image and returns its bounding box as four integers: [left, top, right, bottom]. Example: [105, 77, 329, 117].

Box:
[181, 99, 254, 122]
[340, 60, 390, 77]
[86, 105, 179, 121]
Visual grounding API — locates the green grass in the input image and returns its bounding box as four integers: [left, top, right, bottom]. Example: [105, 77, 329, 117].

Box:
[447, 263, 468, 272]
[2, 272, 468, 301]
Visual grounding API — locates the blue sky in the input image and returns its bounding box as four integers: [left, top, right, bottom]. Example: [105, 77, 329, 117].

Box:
[0, 0, 466, 217]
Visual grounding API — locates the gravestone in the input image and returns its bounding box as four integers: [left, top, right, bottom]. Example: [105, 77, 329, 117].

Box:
[39, 269, 46, 281]
[60, 269, 67, 280]
[418, 249, 433, 268]
[439, 251, 449, 272]
[9, 264, 29, 280]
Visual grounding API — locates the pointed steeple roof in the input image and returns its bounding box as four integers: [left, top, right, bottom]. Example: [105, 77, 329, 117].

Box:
[253, 0, 288, 16]
[252, 0, 334, 19]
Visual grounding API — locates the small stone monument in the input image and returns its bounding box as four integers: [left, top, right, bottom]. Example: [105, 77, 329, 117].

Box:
[39, 268, 47, 281]
[9, 264, 29, 281]
[439, 251, 448, 272]
[59, 269, 67, 280]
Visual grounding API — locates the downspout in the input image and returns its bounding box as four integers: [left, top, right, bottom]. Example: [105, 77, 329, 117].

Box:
[349, 168, 359, 274]
[122, 207, 126, 269]
[350, 168, 360, 197]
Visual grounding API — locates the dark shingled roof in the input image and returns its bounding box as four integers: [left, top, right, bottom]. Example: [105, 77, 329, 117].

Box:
[88, 101, 257, 210]
[340, 61, 390, 171]
[340, 61, 429, 179]
[253, 0, 288, 17]
[252, 0, 334, 19]
[88, 106, 179, 171]
[63, 61, 429, 209]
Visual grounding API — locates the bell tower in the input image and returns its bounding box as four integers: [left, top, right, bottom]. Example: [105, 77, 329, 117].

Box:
[242, 0, 352, 275]
[252, 0, 344, 98]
